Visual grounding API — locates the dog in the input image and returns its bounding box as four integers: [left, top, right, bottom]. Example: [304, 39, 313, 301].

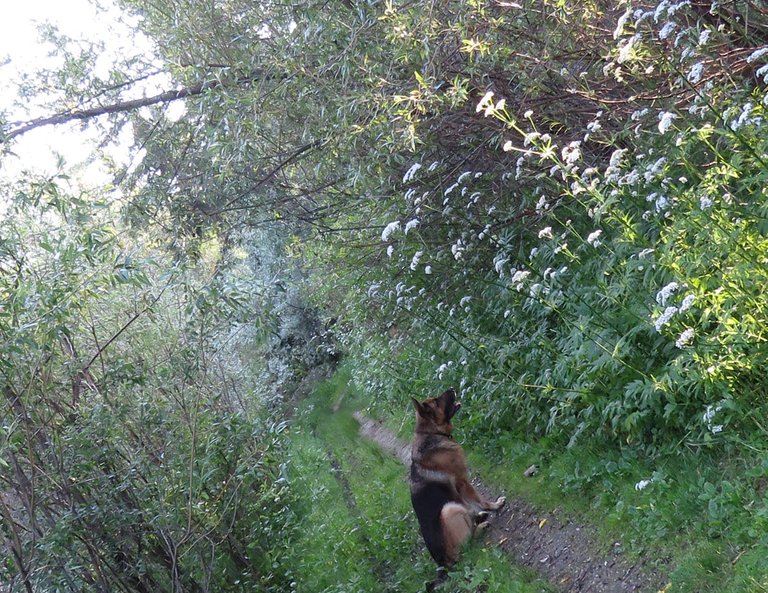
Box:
[410, 388, 505, 587]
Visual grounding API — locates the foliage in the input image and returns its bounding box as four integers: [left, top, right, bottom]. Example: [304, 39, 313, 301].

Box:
[3, 0, 768, 590]
[0, 171, 295, 591]
[298, 0, 768, 457]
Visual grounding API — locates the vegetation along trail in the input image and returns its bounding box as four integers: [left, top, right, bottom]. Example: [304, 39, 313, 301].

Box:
[3, 0, 768, 591]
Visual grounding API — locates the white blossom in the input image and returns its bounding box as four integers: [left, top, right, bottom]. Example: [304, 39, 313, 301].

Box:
[654, 306, 678, 332]
[524, 131, 541, 147]
[658, 21, 676, 40]
[645, 157, 667, 181]
[451, 240, 465, 260]
[613, 9, 631, 38]
[436, 362, 453, 379]
[424, 265, 432, 275]
[403, 162, 422, 183]
[511, 270, 531, 289]
[561, 141, 582, 165]
[668, 1, 691, 17]
[617, 34, 640, 63]
[587, 230, 603, 246]
[679, 293, 696, 312]
[381, 220, 401, 242]
[538, 226, 554, 239]
[387, 245, 395, 258]
[746, 47, 768, 64]
[703, 404, 724, 434]
[476, 91, 495, 113]
[688, 62, 704, 84]
[535, 196, 549, 214]
[656, 281, 680, 306]
[515, 156, 526, 180]
[675, 328, 695, 348]
[703, 405, 720, 422]
[609, 149, 628, 168]
[658, 111, 678, 134]
[410, 251, 423, 271]
[654, 194, 670, 212]
[635, 479, 653, 491]
[730, 102, 756, 131]
[757, 64, 768, 83]
[404, 219, 420, 234]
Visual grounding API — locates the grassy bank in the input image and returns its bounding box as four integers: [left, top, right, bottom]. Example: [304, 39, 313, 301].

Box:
[469, 436, 768, 593]
[336, 369, 768, 593]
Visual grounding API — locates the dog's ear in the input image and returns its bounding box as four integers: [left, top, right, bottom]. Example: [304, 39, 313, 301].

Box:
[411, 397, 429, 417]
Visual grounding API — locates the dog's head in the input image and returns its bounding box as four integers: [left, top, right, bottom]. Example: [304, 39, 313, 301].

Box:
[411, 388, 460, 434]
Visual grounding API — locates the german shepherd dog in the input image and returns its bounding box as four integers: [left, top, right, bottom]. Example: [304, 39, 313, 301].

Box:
[410, 389, 505, 587]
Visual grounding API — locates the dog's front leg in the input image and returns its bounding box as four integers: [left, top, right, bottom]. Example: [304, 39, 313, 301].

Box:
[457, 479, 505, 511]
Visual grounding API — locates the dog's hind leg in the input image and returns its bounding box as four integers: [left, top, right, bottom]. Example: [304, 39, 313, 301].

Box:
[425, 568, 448, 592]
[439, 502, 474, 566]
[475, 510, 490, 524]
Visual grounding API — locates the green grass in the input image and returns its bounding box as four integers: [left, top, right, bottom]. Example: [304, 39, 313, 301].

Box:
[283, 371, 554, 593]
[288, 370, 768, 592]
[349, 371, 768, 593]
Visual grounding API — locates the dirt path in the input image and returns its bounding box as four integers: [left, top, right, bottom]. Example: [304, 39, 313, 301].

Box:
[352, 413, 668, 593]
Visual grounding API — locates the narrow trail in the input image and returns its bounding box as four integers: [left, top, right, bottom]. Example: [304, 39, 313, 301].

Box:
[352, 413, 667, 593]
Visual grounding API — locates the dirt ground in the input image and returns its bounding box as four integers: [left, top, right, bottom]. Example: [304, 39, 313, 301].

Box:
[353, 413, 668, 593]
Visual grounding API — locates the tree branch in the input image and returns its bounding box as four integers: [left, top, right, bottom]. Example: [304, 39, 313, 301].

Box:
[1, 70, 273, 144]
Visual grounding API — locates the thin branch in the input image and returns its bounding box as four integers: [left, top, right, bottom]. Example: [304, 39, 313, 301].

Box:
[1, 70, 277, 144]
[82, 283, 170, 375]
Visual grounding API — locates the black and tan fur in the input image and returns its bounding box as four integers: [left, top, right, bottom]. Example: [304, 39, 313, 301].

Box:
[410, 389, 505, 581]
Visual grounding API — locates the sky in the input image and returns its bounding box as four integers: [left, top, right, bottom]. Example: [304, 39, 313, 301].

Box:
[0, 0, 171, 186]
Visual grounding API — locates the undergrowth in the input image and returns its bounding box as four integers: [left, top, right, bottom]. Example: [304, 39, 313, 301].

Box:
[343, 366, 768, 592]
[469, 436, 768, 592]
